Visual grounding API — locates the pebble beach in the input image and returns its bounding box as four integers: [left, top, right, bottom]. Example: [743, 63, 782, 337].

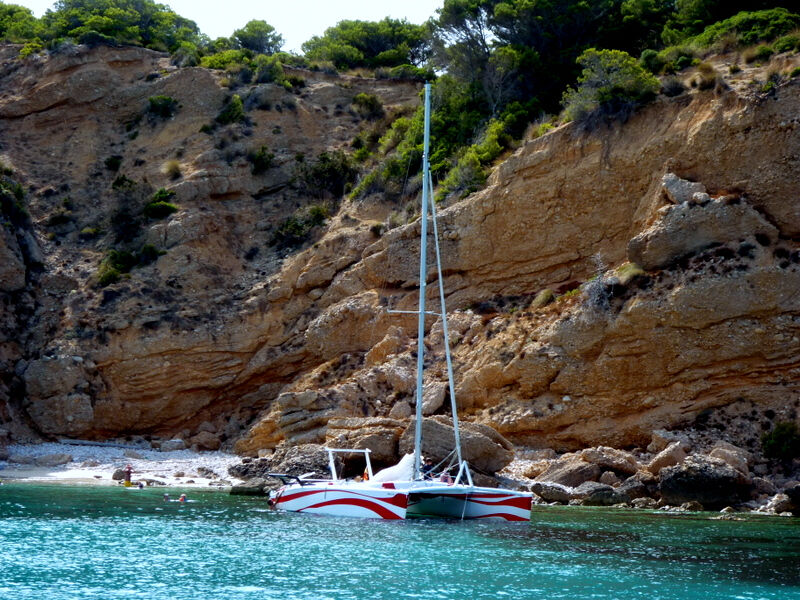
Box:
[0, 441, 245, 488]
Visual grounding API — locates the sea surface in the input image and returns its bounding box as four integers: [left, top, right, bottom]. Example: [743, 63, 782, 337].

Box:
[1, 483, 799, 600]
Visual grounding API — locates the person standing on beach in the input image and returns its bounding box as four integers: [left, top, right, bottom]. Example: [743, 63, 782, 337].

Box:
[123, 464, 133, 487]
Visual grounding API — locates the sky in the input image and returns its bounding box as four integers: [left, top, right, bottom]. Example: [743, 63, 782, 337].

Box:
[14, 0, 445, 53]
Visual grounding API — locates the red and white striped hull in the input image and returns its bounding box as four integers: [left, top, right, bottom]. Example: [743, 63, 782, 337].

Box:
[405, 485, 532, 521]
[271, 480, 531, 521]
[271, 482, 408, 519]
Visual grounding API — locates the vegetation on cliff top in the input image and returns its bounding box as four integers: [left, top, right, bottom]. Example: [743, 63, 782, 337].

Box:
[1, 1, 798, 209]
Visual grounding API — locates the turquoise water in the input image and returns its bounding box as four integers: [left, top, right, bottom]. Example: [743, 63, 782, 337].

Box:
[1, 484, 799, 600]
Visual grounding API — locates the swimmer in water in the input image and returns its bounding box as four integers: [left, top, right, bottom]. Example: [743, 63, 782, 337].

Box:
[178, 494, 186, 503]
[163, 493, 170, 502]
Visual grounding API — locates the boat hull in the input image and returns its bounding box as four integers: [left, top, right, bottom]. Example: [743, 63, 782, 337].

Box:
[271, 481, 531, 521]
[406, 486, 532, 521]
[271, 483, 408, 520]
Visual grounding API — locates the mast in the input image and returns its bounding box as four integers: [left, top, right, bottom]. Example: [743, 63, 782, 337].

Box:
[413, 82, 432, 480]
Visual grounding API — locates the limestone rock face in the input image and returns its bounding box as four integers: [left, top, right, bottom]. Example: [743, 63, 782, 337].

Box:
[2, 44, 800, 471]
[0, 227, 25, 292]
[628, 192, 778, 270]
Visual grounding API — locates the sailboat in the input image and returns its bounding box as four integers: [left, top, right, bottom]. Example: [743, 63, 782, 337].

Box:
[268, 84, 532, 521]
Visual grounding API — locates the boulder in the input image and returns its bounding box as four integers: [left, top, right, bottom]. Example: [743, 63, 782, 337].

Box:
[8, 454, 35, 464]
[573, 481, 622, 506]
[616, 476, 650, 502]
[196, 466, 217, 479]
[530, 481, 573, 503]
[325, 417, 405, 464]
[599, 471, 621, 486]
[763, 493, 794, 514]
[658, 455, 752, 508]
[229, 477, 281, 496]
[34, 453, 72, 467]
[646, 441, 687, 475]
[661, 173, 706, 204]
[646, 429, 688, 454]
[579, 446, 640, 475]
[422, 381, 447, 416]
[785, 484, 800, 514]
[752, 477, 777, 496]
[398, 417, 513, 474]
[631, 497, 658, 509]
[160, 439, 186, 452]
[535, 458, 601, 488]
[189, 431, 222, 451]
[271, 443, 338, 479]
[628, 196, 778, 271]
[708, 446, 749, 476]
[228, 457, 271, 481]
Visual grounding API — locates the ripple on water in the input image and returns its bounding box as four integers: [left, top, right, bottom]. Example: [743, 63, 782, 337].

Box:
[1, 485, 799, 600]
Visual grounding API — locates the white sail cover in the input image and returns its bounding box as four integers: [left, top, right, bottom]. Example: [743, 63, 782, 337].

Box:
[371, 453, 415, 482]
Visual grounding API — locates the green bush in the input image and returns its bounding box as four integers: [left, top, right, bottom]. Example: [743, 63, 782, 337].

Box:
[774, 34, 800, 53]
[562, 49, 660, 128]
[200, 49, 250, 70]
[143, 188, 177, 219]
[762, 422, 800, 461]
[112, 175, 135, 189]
[436, 148, 485, 201]
[661, 76, 686, 97]
[248, 146, 275, 174]
[138, 244, 164, 265]
[295, 150, 357, 198]
[148, 95, 178, 118]
[216, 94, 245, 125]
[692, 9, 800, 49]
[143, 201, 177, 219]
[744, 44, 775, 64]
[253, 54, 285, 84]
[270, 204, 330, 249]
[352, 93, 384, 119]
[375, 64, 435, 82]
[104, 155, 122, 172]
[97, 245, 164, 286]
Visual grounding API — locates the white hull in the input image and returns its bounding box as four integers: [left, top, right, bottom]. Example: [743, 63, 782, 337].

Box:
[272, 481, 408, 520]
[271, 480, 531, 521]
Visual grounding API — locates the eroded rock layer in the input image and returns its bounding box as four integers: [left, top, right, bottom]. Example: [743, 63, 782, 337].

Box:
[0, 45, 798, 466]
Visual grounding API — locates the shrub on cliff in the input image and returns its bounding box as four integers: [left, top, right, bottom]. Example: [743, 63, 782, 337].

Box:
[762, 422, 800, 462]
[294, 150, 357, 199]
[216, 94, 246, 125]
[148, 96, 179, 118]
[270, 204, 330, 249]
[247, 146, 274, 175]
[352, 93, 384, 119]
[562, 49, 660, 129]
[144, 189, 177, 219]
[691, 9, 800, 49]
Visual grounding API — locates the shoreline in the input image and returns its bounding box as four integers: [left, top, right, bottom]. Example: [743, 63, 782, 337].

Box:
[0, 441, 245, 489]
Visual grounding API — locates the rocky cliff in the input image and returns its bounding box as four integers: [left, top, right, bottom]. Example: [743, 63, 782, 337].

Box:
[1, 45, 799, 476]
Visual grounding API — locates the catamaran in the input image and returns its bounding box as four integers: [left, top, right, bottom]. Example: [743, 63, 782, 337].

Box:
[268, 83, 532, 521]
